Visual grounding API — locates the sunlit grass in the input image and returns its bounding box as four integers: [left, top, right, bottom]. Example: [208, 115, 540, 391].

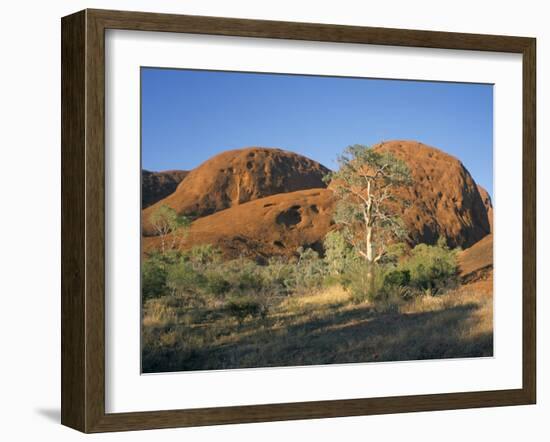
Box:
[142, 281, 493, 373]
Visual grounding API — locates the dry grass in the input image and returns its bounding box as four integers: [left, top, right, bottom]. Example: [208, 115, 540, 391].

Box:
[142, 282, 493, 373]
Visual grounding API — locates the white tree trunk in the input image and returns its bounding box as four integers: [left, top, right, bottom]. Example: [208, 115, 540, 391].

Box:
[366, 225, 373, 263]
[366, 225, 375, 295]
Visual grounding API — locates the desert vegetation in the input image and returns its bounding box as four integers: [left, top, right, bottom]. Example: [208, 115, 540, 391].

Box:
[142, 237, 491, 372]
[141, 144, 493, 373]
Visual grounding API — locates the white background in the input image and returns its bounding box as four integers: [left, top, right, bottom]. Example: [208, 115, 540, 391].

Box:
[106, 30, 523, 413]
[0, 0, 547, 440]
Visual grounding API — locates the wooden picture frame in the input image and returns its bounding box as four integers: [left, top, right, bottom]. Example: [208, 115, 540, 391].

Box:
[61, 8, 536, 433]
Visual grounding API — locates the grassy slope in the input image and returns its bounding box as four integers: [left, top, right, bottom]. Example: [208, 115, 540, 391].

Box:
[142, 280, 492, 373]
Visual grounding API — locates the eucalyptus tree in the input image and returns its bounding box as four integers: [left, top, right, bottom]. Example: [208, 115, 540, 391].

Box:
[149, 204, 191, 254]
[326, 144, 413, 291]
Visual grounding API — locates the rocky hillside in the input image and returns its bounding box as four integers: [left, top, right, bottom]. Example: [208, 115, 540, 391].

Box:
[373, 141, 490, 248]
[143, 142, 492, 258]
[142, 147, 330, 235]
[477, 185, 493, 232]
[458, 233, 493, 296]
[142, 170, 188, 208]
[143, 189, 335, 262]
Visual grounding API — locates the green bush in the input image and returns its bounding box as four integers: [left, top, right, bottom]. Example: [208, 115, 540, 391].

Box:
[381, 242, 408, 265]
[349, 275, 371, 304]
[403, 241, 458, 292]
[323, 231, 355, 275]
[236, 270, 264, 293]
[224, 258, 264, 294]
[186, 244, 222, 267]
[343, 261, 384, 304]
[203, 271, 231, 296]
[142, 256, 168, 302]
[294, 247, 327, 291]
[166, 261, 205, 295]
[370, 285, 409, 313]
[261, 257, 295, 296]
[225, 296, 265, 323]
[384, 269, 411, 287]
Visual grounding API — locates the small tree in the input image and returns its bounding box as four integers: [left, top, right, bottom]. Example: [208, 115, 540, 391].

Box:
[326, 144, 413, 292]
[149, 204, 191, 254]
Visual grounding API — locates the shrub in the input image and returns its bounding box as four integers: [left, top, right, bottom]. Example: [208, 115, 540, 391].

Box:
[225, 296, 265, 323]
[166, 261, 205, 295]
[404, 241, 458, 292]
[203, 271, 231, 296]
[261, 257, 295, 296]
[381, 242, 408, 265]
[371, 285, 408, 313]
[234, 266, 263, 293]
[384, 269, 411, 287]
[294, 247, 327, 291]
[235, 270, 264, 293]
[142, 256, 168, 302]
[324, 231, 355, 275]
[219, 259, 264, 294]
[349, 274, 371, 304]
[345, 261, 384, 304]
[185, 244, 222, 268]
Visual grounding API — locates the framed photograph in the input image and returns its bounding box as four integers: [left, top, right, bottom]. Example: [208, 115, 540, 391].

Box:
[61, 9, 536, 433]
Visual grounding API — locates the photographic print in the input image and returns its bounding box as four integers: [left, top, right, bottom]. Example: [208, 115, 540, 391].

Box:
[140, 68, 494, 373]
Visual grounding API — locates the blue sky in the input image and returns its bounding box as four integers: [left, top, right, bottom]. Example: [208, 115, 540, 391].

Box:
[141, 68, 493, 196]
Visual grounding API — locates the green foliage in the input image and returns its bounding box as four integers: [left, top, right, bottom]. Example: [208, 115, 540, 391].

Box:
[370, 285, 408, 313]
[343, 261, 383, 304]
[221, 257, 264, 294]
[294, 247, 327, 291]
[186, 244, 222, 267]
[142, 255, 168, 302]
[436, 235, 449, 249]
[338, 239, 456, 305]
[166, 260, 205, 296]
[225, 296, 265, 323]
[149, 204, 191, 253]
[150, 205, 190, 234]
[403, 241, 458, 292]
[326, 145, 413, 190]
[261, 256, 296, 296]
[323, 230, 355, 275]
[203, 271, 231, 296]
[326, 144, 413, 266]
[143, 232, 457, 313]
[384, 269, 411, 287]
[381, 242, 408, 265]
[235, 269, 264, 293]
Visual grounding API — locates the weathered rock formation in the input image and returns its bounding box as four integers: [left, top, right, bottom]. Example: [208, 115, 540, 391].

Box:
[142, 170, 188, 208]
[143, 142, 492, 257]
[458, 233, 493, 286]
[142, 147, 330, 235]
[142, 188, 335, 262]
[373, 141, 491, 248]
[477, 185, 493, 232]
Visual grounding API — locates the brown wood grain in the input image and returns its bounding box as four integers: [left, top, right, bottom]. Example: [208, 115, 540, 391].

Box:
[61, 10, 86, 431]
[61, 8, 537, 433]
[522, 38, 537, 403]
